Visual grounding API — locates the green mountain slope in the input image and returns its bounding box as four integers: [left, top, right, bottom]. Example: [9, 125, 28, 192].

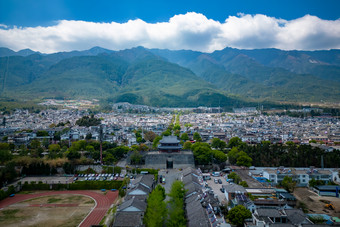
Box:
[150, 47, 340, 103]
[0, 47, 244, 108]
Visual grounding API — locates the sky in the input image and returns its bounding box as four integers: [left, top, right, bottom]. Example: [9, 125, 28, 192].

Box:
[0, 0, 339, 53]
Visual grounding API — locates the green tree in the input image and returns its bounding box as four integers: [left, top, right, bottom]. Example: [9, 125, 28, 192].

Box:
[212, 150, 228, 163]
[48, 144, 61, 153]
[167, 180, 186, 227]
[228, 147, 239, 165]
[152, 136, 162, 149]
[183, 141, 192, 150]
[85, 133, 92, 140]
[30, 139, 41, 149]
[227, 137, 243, 148]
[67, 150, 81, 160]
[180, 133, 189, 141]
[227, 205, 252, 227]
[144, 185, 167, 227]
[191, 142, 212, 165]
[239, 181, 249, 187]
[0, 149, 12, 164]
[281, 176, 297, 193]
[211, 138, 226, 150]
[236, 151, 253, 167]
[130, 150, 142, 165]
[228, 172, 242, 184]
[193, 132, 202, 142]
[36, 130, 49, 137]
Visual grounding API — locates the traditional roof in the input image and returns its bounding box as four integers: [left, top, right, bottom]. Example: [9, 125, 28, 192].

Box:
[118, 197, 147, 212]
[113, 212, 144, 227]
[186, 199, 210, 227]
[159, 136, 180, 143]
[223, 184, 247, 193]
[132, 174, 154, 189]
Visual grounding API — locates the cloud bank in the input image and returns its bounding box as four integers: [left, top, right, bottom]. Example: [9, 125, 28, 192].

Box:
[0, 12, 339, 53]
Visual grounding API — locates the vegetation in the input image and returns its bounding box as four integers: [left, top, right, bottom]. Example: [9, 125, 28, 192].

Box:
[228, 172, 242, 184]
[227, 205, 252, 227]
[226, 137, 340, 168]
[144, 185, 167, 227]
[75, 115, 101, 127]
[167, 180, 186, 227]
[281, 176, 297, 193]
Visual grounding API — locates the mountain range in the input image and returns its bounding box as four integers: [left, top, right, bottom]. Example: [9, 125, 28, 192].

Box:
[0, 46, 339, 108]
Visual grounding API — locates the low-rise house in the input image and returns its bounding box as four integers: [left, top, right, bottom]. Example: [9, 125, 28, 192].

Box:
[262, 167, 333, 187]
[251, 208, 313, 227]
[223, 184, 247, 201]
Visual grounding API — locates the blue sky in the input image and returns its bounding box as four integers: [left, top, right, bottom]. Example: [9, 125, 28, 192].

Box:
[0, 0, 339, 53]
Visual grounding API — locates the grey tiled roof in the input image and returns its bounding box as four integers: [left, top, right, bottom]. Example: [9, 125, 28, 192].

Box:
[113, 212, 144, 227]
[119, 197, 147, 212]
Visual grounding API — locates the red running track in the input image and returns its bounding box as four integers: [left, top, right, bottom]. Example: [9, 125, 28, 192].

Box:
[0, 190, 118, 227]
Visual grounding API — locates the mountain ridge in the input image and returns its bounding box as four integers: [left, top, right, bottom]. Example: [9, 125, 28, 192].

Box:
[0, 46, 339, 107]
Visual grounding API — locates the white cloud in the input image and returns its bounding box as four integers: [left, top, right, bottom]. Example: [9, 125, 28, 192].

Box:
[0, 12, 339, 53]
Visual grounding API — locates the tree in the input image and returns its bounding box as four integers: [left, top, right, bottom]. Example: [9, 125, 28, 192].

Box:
[212, 150, 228, 163]
[228, 172, 242, 184]
[144, 131, 157, 142]
[103, 152, 116, 164]
[228, 147, 239, 165]
[144, 185, 167, 227]
[227, 205, 252, 227]
[130, 150, 142, 165]
[183, 141, 192, 150]
[191, 142, 212, 165]
[239, 181, 249, 187]
[227, 137, 243, 148]
[236, 151, 253, 167]
[211, 138, 226, 150]
[48, 144, 61, 153]
[75, 115, 101, 127]
[36, 130, 49, 137]
[167, 181, 186, 227]
[180, 133, 189, 141]
[67, 150, 81, 160]
[85, 133, 92, 140]
[152, 136, 162, 149]
[281, 176, 297, 193]
[193, 132, 202, 142]
[0, 149, 12, 164]
[30, 139, 41, 149]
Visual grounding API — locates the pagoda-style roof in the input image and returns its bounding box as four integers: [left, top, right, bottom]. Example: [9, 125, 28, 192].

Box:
[158, 136, 182, 152]
[159, 136, 180, 144]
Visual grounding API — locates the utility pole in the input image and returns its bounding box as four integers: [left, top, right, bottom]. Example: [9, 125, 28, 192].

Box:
[99, 124, 103, 165]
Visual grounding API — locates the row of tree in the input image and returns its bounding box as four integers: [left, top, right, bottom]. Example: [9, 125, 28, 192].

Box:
[144, 181, 187, 227]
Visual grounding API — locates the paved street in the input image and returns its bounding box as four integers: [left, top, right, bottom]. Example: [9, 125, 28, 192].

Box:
[158, 169, 182, 195]
[205, 175, 228, 204]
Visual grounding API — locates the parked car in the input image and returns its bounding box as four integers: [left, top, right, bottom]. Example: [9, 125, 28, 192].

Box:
[214, 179, 218, 184]
[218, 179, 222, 184]
[220, 187, 225, 193]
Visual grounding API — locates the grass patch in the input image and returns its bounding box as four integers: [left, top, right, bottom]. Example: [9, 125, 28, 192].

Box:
[0, 209, 20, 222]
[84, 200, 95, 204]
[18, 191, 33, 194]
[47, 198, 62, 203]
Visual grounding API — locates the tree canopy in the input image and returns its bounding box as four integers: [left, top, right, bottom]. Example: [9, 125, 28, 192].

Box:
[227, 205, 252, 227]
